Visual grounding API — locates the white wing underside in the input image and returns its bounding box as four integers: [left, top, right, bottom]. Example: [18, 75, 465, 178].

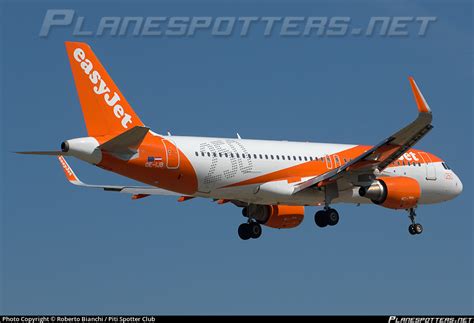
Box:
[58, 156, 181, 197]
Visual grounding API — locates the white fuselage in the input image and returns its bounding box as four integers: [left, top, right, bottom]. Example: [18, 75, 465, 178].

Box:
[169, 135, 463, 207]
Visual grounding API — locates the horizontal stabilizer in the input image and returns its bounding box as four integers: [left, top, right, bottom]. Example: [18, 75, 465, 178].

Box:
[16, 151, 64, 156]
[99, 126, 149, 154]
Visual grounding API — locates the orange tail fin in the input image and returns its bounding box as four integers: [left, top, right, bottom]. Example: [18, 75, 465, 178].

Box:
[65, 42, 144, 137]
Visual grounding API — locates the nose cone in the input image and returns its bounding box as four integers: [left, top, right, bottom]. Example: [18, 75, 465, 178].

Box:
[445, 172, 463, 201]
[454, 173, 463, 196]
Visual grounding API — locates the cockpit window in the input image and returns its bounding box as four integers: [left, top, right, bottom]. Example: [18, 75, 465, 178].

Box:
[442, 162, 451, 170]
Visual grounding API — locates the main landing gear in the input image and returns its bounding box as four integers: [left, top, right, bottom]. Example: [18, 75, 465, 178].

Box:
[314, 208, 340, 228]
[408, 208, 423, 235]
[314, 183, 340, 229]
[238, 221, 262, 240]
[238, 206, 264, 240]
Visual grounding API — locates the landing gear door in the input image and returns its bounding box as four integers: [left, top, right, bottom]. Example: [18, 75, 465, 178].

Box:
[162, 139, 180, 169]
[419, 152, 436, 181]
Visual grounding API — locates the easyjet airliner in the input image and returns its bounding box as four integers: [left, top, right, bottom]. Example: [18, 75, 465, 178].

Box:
[19, 42, 463, 240]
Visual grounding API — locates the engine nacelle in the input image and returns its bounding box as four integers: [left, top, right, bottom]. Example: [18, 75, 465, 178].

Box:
[244, 204, 304, 229]
[61, 137, 102, 164]
[359, 176, 421, 209]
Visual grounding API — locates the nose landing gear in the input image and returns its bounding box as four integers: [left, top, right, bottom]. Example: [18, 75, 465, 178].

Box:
[408, 208, 423, 235]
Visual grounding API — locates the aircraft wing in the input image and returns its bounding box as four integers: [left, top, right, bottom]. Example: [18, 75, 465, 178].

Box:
[57, 156, 181, 198]
[293, 77, 433, 194]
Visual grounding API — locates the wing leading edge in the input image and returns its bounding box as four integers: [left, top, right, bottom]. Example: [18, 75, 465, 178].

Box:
[293, 77, 433, 194]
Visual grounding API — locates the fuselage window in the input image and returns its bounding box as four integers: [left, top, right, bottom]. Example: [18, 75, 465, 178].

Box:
[219, 153, 222, 157]
[335, 156, 340, 164]
[309, 156, 313, 161]
[288, 156, 291, 160]
[271, 155, 274, 160]
[259, 154, 263, 159]
[236, 153, 240, 158]
[282, 155, 286, 160]
[402, 161, 405, 165]
[253, 154, 257, 159]
[343, 158, 347, 163]
[304, 157, 307, 161]
[230, 153, 234, 158]
[299, 156, 302, 161]
[195, 151, 199, 156]
[224, 153, 228, 158]
[207, 152, 211, 157]
[265, 154, 268, 159]
[213, 152, 217, 157]
[276, 155, 280, 160]
[201, 152, 205, 157]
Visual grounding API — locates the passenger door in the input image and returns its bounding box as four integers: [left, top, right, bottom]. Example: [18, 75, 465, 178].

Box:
[419, 152, 436, 180]
[162, 139, 180, 169]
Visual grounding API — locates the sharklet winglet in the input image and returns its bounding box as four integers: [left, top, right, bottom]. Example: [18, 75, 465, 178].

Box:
[409, 76, 431, 114]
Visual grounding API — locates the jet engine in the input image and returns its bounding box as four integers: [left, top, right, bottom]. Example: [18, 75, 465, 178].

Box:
[359, 176, 421, 209]
[244, 204, 304, 229]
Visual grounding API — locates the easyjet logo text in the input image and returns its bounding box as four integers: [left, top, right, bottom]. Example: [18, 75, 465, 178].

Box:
[73, 48, 132, 129]
[398, 152, 419, 162]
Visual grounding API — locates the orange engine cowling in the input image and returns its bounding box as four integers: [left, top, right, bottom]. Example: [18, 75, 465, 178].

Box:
[359, 176, 421, 209]
[244, 204, 304, 229]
